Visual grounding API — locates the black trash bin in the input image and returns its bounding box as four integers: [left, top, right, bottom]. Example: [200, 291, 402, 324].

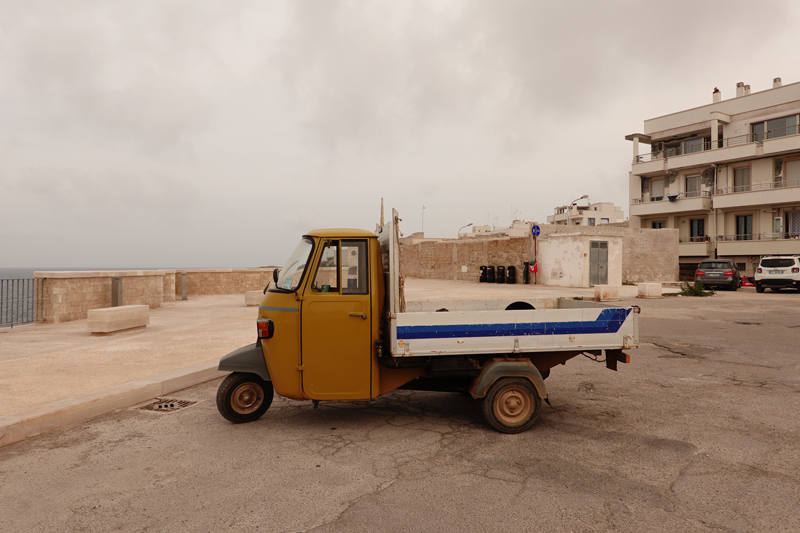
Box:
[486, 266, 495, 283]
[479, 266, 487, 282]
[506, 265, 516, 284]
[496, 265, 506, 284]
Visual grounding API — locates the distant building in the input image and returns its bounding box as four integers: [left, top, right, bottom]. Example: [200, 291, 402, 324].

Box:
[626, 77, 800, 277]
[546, 202, 625, 226]
[461, 220, 536, 238]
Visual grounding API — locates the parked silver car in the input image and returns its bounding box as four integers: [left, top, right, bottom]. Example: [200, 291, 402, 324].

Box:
[695, 260, 741, 291]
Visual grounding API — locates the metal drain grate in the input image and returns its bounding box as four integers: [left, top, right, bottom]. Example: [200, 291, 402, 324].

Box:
[137, 398, 197, 412]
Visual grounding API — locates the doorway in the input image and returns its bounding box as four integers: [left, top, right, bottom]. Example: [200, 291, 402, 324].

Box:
[590, 241, 608, 286]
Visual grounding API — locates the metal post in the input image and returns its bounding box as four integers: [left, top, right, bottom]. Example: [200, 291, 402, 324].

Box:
[112, 277, 122, 307]
[181, 273, 188, 301]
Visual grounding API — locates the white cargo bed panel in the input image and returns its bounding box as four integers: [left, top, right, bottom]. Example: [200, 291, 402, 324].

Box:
[390, 303, 637, 357]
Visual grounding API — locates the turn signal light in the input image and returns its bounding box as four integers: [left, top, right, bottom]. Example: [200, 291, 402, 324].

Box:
[695, 270, 704, 276]
[257, 318, 274, 339]
[723, 271, 734, 276]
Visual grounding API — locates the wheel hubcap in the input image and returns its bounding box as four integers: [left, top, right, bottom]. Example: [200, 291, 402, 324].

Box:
[495, 388, 532, 425]
[231, 382, 264, 415]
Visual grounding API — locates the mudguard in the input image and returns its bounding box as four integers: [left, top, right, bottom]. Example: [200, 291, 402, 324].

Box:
[218, 342, 271, 381]
[469, 359, 547, 401]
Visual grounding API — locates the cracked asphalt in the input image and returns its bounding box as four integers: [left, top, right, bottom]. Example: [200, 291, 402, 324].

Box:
[1, 289, 799, 532]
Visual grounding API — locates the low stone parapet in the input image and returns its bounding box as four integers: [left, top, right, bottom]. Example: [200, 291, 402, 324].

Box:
[245, 291, 263, 306]
[637, 283, 662, 299]
[593, 285, 619, 302]
[88, 305, 149, 334]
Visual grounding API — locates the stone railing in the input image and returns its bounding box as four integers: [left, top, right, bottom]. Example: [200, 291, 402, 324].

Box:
[33, 268, 274, 324]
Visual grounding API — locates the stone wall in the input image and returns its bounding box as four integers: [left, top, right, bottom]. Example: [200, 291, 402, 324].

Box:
[33, 268, 275, 324]
[400, 237, 530, 282]
[399, 225, 678, 285]
[34, 271, 165, 324]
[175, 269, 275, 296]
[159, 269, 176, 302]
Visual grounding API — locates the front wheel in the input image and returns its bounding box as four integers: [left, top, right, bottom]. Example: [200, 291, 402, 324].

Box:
[216, 372, 274, 423]
[481, 378, 541, 434]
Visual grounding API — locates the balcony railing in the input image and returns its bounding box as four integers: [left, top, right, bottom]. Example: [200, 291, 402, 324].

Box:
[716, 233, 800, 242]
[633, 124, 800, 164]
[715, 178, 800, 195]
[631, 190, 711, 204]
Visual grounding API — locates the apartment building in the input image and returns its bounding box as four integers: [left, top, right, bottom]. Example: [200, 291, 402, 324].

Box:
[626, 78, 800, 277]
[546, 202, 625, 226]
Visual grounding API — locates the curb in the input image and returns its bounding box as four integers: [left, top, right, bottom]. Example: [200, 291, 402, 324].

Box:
[0, 360, 229, 448]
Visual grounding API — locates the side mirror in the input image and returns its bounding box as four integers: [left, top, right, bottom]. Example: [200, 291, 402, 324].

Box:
[273, 268, 280, 283]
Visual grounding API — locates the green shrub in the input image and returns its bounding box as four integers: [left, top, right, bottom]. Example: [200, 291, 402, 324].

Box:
[679, 281, 714, 297]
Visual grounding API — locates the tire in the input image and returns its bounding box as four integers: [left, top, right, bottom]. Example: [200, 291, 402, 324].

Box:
[216, 372, 274, 424]
[481, 378, 541, 434]
[730, 282, 738, 291]
[756, 285, 764, 293]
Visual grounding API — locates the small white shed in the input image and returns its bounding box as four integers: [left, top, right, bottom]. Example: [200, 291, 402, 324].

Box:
[536, 232, 623, 288]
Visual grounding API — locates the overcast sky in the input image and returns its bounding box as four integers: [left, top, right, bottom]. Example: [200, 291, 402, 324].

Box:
[2, 0, 800, 268]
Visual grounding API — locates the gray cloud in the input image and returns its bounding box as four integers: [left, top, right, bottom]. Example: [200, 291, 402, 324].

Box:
[1, 0, 799, 268]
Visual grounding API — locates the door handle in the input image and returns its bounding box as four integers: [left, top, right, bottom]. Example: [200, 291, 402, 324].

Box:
[349, 313, 367, 319]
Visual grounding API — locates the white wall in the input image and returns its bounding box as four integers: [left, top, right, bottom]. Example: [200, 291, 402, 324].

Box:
[537, 233, 622, 288]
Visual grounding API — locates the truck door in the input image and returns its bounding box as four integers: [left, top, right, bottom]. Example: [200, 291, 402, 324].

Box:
[301, 239, 372, 400]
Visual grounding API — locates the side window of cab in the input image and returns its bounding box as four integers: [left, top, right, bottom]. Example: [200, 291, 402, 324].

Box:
[311, 241, 339, 292]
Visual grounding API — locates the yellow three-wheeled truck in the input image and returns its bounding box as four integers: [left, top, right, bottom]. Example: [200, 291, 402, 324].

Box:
[216, 211, 638, 433]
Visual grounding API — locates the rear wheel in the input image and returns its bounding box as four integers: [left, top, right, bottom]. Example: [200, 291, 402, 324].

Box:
[756, 285, 765, 293]
[216, 372, 274, 423]
[481, 378, 541, 434]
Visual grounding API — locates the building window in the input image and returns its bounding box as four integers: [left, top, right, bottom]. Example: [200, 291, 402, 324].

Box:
[733, 167, 750, 192]
[600, 218, 609, 224]
[788, 211, 800, 238]
[752, 114, 799, 142]
[690, 219, 705, 242]
[736, 262, 746, 272]
[651, 179, 664, 201]
[588, 218, 595, 226]
[686, 175, 701, 197]
[666, 137, 705, 157]
[736, 215, 753, 240]
[652, 221, 665, 229]
[786, 160, 800, 186]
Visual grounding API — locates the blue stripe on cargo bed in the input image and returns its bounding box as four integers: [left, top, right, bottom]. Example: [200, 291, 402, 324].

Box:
[396, 308, 631, 340]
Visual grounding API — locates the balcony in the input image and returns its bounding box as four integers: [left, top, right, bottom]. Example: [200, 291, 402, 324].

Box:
[632, 126, 800, 173]
[713, 179, 800, 209]
[630, 191, 712, 217]
[679, 241, 713, 257]
[716, 233, 800, 257]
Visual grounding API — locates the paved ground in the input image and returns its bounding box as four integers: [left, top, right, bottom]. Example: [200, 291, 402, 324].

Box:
[0, 295, 257, 415]
[1, 285, 799, 532]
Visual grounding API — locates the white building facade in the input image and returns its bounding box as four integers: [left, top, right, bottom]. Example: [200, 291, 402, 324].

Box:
[546, 202, 625, 226]
[627, 78, 800, 277]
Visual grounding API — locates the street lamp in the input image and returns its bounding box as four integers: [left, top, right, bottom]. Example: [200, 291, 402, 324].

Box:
[457, 222, 473, 238]
[568, 195, 589, 225]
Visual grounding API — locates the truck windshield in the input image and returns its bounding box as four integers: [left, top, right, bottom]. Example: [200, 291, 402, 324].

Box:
[272, 237, 314, 292]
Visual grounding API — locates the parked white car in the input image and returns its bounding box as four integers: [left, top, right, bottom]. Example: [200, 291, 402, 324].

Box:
[754, 256, 800, 293]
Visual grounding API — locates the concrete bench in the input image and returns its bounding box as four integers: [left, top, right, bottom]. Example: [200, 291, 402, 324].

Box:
[245, 291, 263, 306]
[593, 285, 619, 302]
[637, 283, 662, 299]
[88, 305, 149, 334]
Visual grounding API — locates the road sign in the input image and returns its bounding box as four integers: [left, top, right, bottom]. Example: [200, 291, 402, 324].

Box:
[531, 225, 541, 237]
